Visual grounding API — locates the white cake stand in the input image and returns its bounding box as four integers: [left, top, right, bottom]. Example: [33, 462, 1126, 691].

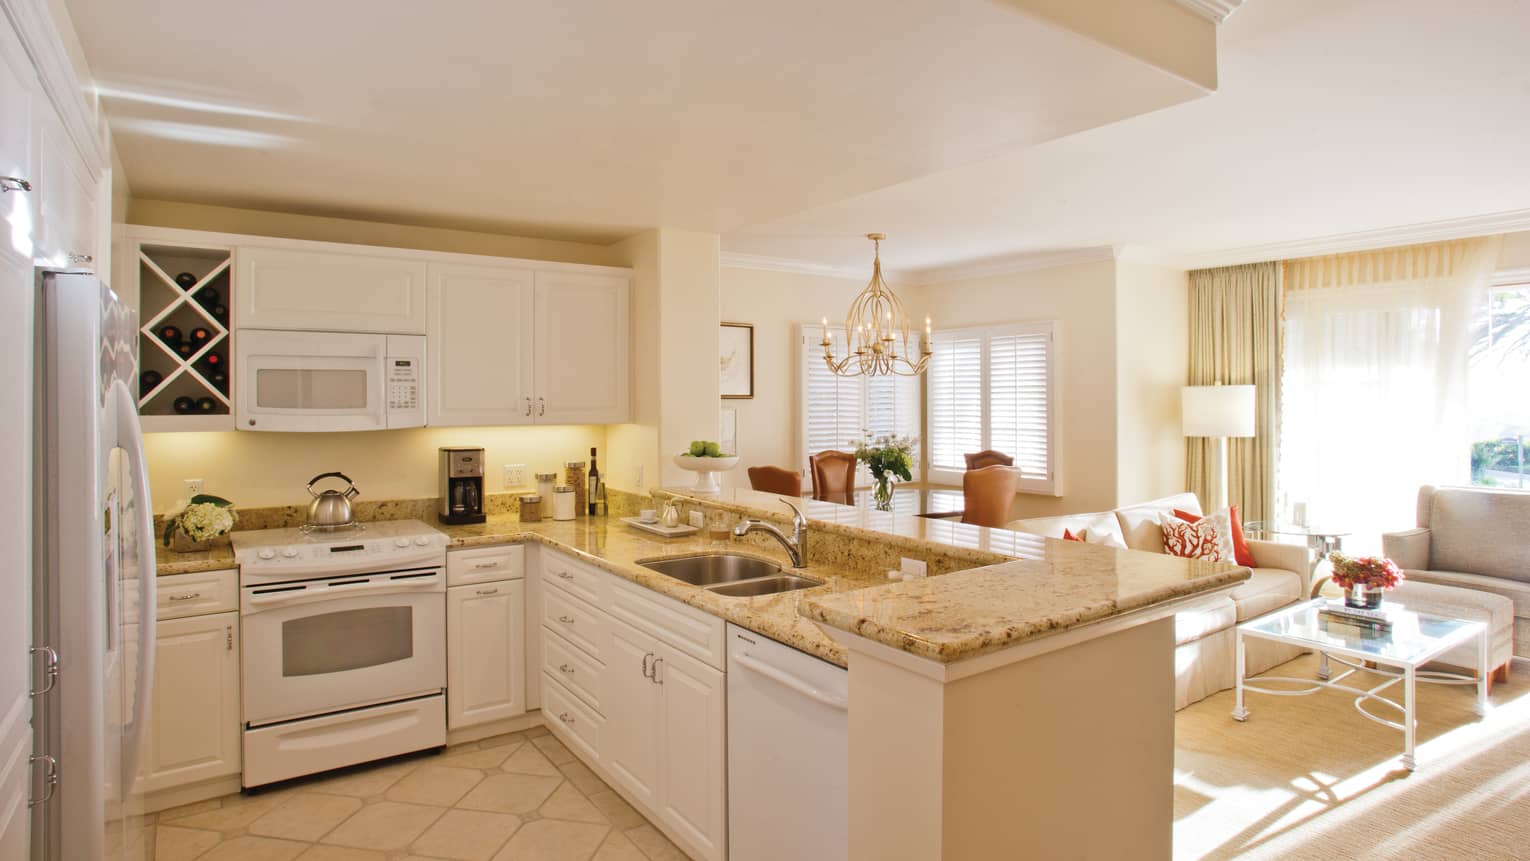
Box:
[673, 454, 739, 494]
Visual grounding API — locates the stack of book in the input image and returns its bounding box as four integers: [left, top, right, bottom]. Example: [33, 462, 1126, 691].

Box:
[1319, 601, 1393, 634]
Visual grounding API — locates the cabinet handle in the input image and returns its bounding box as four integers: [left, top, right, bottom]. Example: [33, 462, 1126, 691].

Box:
[67, 253, 93, 265]
[559, 712, 575, 724]
[556, 571, 574, 580]
[226, 626, 233, 651]
[168, 592, 202, 601]
[0, 176, 31, 193]
[29, 646, 58, 696]
[642, 652, 655, 680]
[525, 396, 532, 417]
[28, 754, 57, 808]
[559, 663, 575, 675]
[473, 562, 501, 569]
[557, 615, 575, 624]
[538, 397, 545, 416]
[476, 587, 499, 596]
[651, 657, 664, 685]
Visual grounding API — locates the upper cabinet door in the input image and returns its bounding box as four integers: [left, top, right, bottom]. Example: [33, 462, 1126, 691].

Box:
[534, 271, 629, 424]
[32, 86, 95, 268]
[238, 245, 428, 333]
[0, 19, 35, 262]
[427, 262, 535, 426]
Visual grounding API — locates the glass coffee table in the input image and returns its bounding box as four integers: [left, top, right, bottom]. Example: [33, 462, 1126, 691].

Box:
[1233, 599, 1489, 771]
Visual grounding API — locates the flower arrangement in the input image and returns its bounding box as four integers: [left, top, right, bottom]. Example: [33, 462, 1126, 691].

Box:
[163, 494, 238, 550]
[1329, 553, 1403, 609]
[851, 432, 917, 511]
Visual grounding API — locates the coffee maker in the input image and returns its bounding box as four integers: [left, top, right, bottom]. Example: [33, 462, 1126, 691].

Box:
[438, 446, 486, 525]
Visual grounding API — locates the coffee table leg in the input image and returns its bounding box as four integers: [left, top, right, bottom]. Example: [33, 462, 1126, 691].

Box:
[1476, 628, 1489, 717]
[1232, 629, 1249, 721]
[1402, 665, 1417, 772]
[1317, 650, 1331, 681]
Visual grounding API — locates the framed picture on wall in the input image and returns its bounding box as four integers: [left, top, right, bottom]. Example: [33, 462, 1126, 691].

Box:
[720, 322, 754, 399]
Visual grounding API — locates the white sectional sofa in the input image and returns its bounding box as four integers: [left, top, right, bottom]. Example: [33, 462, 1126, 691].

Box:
[1007, 492, 1314, 709]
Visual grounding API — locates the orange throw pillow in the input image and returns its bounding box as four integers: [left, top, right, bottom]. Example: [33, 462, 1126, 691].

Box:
[1173, 506, 1255, 567]
[1062, 529, 1085, 542]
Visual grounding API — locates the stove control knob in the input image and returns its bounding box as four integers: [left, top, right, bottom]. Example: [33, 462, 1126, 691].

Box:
[281, 547, 299, 558]
[414, 536, 431, 547]
[394, 537, 411, 548]
[257, 549, 275, 560]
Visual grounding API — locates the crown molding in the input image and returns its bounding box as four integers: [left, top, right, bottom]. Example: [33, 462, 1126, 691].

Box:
[906, 245, 1119, 286]
[1177, 208, 1530, 271]
[1492, 267, 1530, 287]
[1, 0, 108, 174]
[718, 251, 865, 280]
[1172, 0, 1245, 24]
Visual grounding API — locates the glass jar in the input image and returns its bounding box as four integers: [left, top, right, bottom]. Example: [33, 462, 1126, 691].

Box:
[553, 486, 576, 521]
[565, 461, 587, 514]
[518, 494, 543, 523]
[535, 472, 558, 504]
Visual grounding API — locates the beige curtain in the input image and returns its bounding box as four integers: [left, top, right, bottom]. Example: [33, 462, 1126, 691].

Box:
[1186, 262, 1282, 524]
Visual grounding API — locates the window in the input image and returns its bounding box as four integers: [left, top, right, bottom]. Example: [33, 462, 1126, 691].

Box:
[1469, 278, 1530, 489]
[926, 322, 1058, 493]
[798, 325, 920, 481]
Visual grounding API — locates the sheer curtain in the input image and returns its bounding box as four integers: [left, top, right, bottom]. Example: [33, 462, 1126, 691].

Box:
[1279, 237, 1503, 551]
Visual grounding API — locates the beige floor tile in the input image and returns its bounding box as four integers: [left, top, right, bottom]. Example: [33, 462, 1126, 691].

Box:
[198, 834, 309, 861]
[491, 819, 608, 861]
[410, 808, 523, 861]
[312, 760, 419, 798]
[441, 744, 517, 770]
[591, 831, 651, 861]
[524, 725, 551, 739]
[248, 792, 364, 842]
[385, 765, 485, 807]
[585, 792, 647, 831]
[480, 731, 530, 748]
[293, 846, 388, 861]
[530, 734, 577, 765]
[457, 772, 563, 815]
[154, 824, 223, 861]
[540, 783, 608, 825]
[157, 797, 223, 822]
[556, 760, 607, 797]
[500, 744, 560, 777]
[320, 800, 445, 851]
[171, 792, 288, 833]
[623, 825, 688, 861]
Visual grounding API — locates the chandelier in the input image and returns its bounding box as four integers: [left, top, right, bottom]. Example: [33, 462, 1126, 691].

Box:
[821, 233, 932, 377]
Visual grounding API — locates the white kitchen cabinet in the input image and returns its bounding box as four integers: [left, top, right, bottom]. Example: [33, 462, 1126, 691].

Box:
[136, 610, 241, 794]
[427, 262, 535, 426]
[657, 643, 727, 860]
[31, 84, 94, 268]
[0, 19, 34, 260]
[237, 244, 428, 333]
[446, 578, 526, 729]
[601, 617, 663, 811]
[533, 270, 629, 424]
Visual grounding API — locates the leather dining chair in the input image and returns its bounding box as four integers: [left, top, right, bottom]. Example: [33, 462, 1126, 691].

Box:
[961, 465, 1022, 528]
[965, 449, 1014, 470]
[809, 451, 858, 504]
[747, 465, 802, 497]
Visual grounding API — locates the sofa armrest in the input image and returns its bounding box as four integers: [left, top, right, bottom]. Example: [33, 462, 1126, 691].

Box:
[1247, 538, 1310, 576]
[1382, 528, 1430, 571]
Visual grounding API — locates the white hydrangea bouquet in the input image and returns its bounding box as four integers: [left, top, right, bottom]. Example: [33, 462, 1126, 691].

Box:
[163, 494, 238, 551]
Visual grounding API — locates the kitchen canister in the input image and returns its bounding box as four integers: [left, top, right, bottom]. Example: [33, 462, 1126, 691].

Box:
[552, 486, 576, 521]
[518, 494, 543, 523]
[535, 472, 558, 504]
[566, 461, 587, 513]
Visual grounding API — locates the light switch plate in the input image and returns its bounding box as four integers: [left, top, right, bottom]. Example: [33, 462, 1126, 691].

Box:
[689, 510, 705, 529]
[900, 557, 928, 579]
[184, 479, 204, 496]
[503, 464, 527, 488]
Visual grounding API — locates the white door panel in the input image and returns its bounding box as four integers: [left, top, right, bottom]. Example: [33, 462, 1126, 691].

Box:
[446, 580, 525, 729]
[426, 263, 534, 426]
[533, 271, 629, 424]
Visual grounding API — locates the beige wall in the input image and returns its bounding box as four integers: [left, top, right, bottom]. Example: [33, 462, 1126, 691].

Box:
[913, 259, 1120, 518]
[1499, 230, 1530, 270]
[1114, 262, 1188, 505]
[718, 266, 867, 491]
[607, 231, 661, 492]
[143, 425, 606, 513]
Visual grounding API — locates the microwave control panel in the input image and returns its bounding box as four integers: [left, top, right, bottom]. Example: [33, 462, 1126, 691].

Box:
[387, 358, 419, 411]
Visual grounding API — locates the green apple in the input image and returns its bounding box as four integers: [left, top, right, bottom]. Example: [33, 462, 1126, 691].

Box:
[703, 442, 723, 457]
[689, 440, 708, 457]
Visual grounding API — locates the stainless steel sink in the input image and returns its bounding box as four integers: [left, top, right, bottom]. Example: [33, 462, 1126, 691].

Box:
[638, 553, 783, 586]
[706, 575, 824, 598]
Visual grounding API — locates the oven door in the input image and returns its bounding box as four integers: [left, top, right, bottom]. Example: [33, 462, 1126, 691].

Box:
[236, 329, 389, 432]
[241, 567, 445, 726]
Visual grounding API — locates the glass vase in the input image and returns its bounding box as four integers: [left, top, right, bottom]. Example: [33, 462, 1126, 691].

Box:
[1344, 583, 1383, 610]
[872, 478, 894, 512]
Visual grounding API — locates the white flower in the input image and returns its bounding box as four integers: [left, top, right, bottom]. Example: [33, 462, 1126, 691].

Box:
[177, 502, 237, 541]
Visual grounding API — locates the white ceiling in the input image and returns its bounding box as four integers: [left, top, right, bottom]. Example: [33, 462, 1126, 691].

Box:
[724, 0, 1530, 275]
[66, 0, 1207, 245]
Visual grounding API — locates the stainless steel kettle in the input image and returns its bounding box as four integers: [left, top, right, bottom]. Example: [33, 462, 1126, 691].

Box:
[304, 471, 360, 531]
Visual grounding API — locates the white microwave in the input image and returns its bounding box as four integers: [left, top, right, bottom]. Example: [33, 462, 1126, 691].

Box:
[235, 329, 426, 432]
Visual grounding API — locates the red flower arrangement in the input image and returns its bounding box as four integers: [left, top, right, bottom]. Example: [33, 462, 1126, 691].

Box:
[1329, 553, 1404, 591]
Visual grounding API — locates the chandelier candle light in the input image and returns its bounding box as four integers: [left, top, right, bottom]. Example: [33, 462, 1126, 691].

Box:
[822, 234, 933, 377]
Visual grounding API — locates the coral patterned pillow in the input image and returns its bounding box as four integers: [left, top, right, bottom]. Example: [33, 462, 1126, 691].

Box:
[1160, 513, 1225, 561]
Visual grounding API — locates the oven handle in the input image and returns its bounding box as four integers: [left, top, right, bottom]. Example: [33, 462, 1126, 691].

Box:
[243, 570, 443, 613]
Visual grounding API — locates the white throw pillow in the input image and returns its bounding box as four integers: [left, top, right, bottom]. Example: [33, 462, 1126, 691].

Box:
[1082, 528, 1127, 550]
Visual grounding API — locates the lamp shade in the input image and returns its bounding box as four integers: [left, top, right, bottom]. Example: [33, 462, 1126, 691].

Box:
[1182, 385, 1255, 438]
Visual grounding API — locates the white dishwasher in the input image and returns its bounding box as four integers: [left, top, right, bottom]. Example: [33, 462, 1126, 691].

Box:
[726, 623, 849, 861]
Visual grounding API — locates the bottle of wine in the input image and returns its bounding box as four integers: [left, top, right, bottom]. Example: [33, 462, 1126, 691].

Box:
[195, 397, 216, 413]
[189, 326, 211, 348]
[200, 350, 223, 368]
[195, 286, 220, 307]
[172, 396, 196, 415]
[175, 272, 197, 289]
[157, 324, 182, 347]
[587, 447, 601, 516]
[175, 342, 196, 359]
[140, 369, 162, 396]
[210, 303, 229, 325]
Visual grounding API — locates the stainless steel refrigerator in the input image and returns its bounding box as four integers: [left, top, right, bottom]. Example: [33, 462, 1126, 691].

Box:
[31, 270, 157, 860]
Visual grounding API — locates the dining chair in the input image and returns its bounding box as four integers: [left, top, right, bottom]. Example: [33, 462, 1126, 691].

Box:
[747, 465, 802, 497]
[809, 451, 857, 504]
[961, 465, 1023, 528]
[964, 449, 1014, 470]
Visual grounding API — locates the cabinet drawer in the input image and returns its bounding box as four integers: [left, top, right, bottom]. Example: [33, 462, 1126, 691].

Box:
[543, 672, 603, 765]
[154, 569, 238, 620]
[541, 550, 609, 606]
[448, 544, 525, 586]
[542, 587, 607, 660]
[609, 579, 726, 671]
[542, 626, 603, 713]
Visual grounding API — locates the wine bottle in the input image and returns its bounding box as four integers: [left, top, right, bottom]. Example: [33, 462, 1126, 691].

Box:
[140, 369, 162, 396]
[195, 397, 216, 413]
[175, 272, 197, 289]
[189, 326, 211, 348]
[173, 396, 196, 415]
[175, 342, 196, 359]
[200, 350, 224, 368]
[587, 447, 601, 516]
[207, 369, 229, 392]
[195, 286, 220, 306]
[211, 303, 229, 325]
[157, 324, 182, 347]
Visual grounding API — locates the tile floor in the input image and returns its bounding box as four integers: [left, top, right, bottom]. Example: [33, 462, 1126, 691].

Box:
[146, 726, 690, 861]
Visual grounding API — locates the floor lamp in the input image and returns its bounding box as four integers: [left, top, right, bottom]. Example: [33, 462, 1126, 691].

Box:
[1183, 385, 1256, 512]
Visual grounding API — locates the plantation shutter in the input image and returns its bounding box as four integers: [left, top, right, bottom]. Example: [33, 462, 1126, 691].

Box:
[865, 372, 921, 480]
[927, 331, 984, 473]
[801, 327, 865, 472]
[988, 326, 1053, 482]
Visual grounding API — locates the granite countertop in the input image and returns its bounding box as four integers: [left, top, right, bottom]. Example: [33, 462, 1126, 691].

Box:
[801, 541, 1249, 663]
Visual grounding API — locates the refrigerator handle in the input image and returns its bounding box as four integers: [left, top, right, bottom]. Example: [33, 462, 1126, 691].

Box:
[112, 381, 157, 783]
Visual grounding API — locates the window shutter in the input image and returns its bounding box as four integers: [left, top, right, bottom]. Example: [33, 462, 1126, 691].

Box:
[801, 328, 864, 471]
[927, 331, 984, 472]
[988, 327, 1052, 481]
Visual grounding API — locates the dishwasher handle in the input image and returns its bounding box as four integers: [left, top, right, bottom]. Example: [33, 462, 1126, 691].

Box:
[732, 652, 848, 711]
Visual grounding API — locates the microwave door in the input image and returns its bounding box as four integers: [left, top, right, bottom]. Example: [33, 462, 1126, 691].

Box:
[236, 332, 388, 432]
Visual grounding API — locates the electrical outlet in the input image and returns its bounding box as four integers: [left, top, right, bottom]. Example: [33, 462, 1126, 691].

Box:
[184, 479, 204, 496]
[503, 464, 527, 488]
[689, 510, 705, 529]
[900, 557, 928, 579]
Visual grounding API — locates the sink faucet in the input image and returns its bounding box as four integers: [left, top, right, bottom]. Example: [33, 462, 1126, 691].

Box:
[733, 498, 808, 568]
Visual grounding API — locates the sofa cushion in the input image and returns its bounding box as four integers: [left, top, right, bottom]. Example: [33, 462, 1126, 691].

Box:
[1229, 568, 1305, 621]
[1006, 511, 1125, 546]
[1403, 568, 1530, 620]
[1390, 579, 1515, 672]
[1174, 595, 1237, 646]
[1114, 492, 1203, 552]
[1425, 487, 1530, 582]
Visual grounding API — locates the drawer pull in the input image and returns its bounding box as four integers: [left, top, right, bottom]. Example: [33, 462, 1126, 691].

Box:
[473, 561, 501, 569]
[557, 615, 575, 624]
[476, 587, 499, 596]
[558, 663, 575, 675]
[168, 592, 202, 601]
[642, 652, 654, 679]
[559, 712, 574, 724]
[556, 571, 574, 580]
[0, 176, 31, 193]
[651, 657, 664, 685]
[29, 646, 58, 696]
[226, 626, 233, 651]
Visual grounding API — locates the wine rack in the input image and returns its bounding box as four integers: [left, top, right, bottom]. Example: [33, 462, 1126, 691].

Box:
[136, 242, 235, 431]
